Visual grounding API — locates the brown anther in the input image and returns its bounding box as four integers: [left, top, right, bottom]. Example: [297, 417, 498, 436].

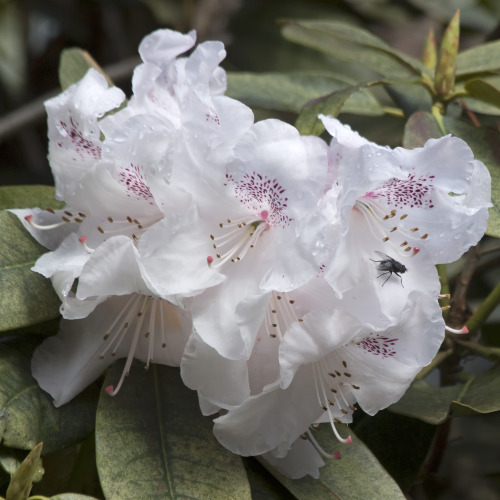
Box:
[330, 388, 337, 393]
[321, 404, 328, 411]
[328, 399, 335, 406]
[289, 300, 295, 304]
[335, 370, 341, 376]
[390, 227, 397, 232]
[123, 322, 129, 328]
[400, 241, 408, 246]
[277, 295, 282, 300]
[74, 218, 83, 223]
[271, 309, 277, 314]
[329, 372, 336, 378]
[62, 216, 71, 223]
[383, 215, 390, 220]
[341, 409, 349, 414]
[107, 216, 113, 223]
[227, 218, 231, 223]
[342, 360, 347, 368]
[334, 418, 342, 424]
[78, 212, 86, 218]
[298, 319, 304, 322]
[344, 372, 352, 377]
[46, 208, 56, 214]
[127, 216, 133, 223]
[97, 226, 104, 233]
[404, 246, 412, 252]
[441, 305, 451, 311]
[382, 236, 390, 242]
[410, 227, 419, 232]
[64, 210, 73, 216]
[272, 323, 278, 328]
[420, 233, 429, 239]
[400, 214, 408, 220]
[352, 384, 360, 390]
[349, 405, 357, 411]
[213, 244, 216, 249]
[270, 333, 277, 338]
[144, 332, 150, 337]
[132, 234, 138, 241]
[219, 222, 223, 228]
[216, 253, 221, 258]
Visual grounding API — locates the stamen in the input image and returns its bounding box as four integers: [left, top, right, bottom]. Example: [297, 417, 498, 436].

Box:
[25, 214, 67, 230]
[445, 325, 469, 334]
[439, 294, 451, 299]
[79, 236, 94, 253]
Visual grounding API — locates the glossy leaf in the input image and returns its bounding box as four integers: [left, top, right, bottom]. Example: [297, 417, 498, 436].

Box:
[259, 423, 404, 499]
[0, 212, 61, 332]
[295, 85, 364, 136]
[456, 39, 500, 80]
[0, 339, 99, 454]
[59, 48, 111, 90]
[0, 185, 63, 212]
[95, 361, 251, 500]
[389, 380, 462, 424]
[226, 71, 383, 116]
[390, 363, 500, 423]
[464, 79, 500, 110]
[442, 116, 500, 238]
[281, 19, 424, 78]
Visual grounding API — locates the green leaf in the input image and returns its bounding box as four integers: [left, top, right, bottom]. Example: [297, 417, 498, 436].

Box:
[456, 39, 500, 80]
[295, 85, 365, 136]
[281, 20, 424, 78]
[59, 48, 112, 91]
[226, 71, 383, 116]
[402, 111, 441, 149]
[5, 443, 43, 500]
[441, 116, 500, 238]
[259, 423, 404, 499]
[0, 339, 99, 454]
[0, 186, 63, 212]
[390, 363, 500, 423]
[389, 380, 463, 424]
[0, 212, 61, 332]
[464, 79, 500, 110]
[95, 361, 251, 500]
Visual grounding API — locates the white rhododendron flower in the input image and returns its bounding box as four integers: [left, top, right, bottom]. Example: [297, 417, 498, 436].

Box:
[318, 115, 491, 303]
[32, 294, 192, 407]
[211, 288, 444, 459]
[139, 118, 329, 360]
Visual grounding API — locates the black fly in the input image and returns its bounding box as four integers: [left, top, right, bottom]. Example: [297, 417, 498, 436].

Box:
[369, 251, 407, 287]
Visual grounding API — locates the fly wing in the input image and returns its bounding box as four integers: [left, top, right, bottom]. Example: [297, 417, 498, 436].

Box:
[373, 250, 392, 261]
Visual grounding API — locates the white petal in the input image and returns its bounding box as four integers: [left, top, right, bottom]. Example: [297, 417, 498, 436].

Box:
[138, 29, 196, 68]
[213, 364, 322, 457]
[180, 331, 250, 408]
[262, 438, 325, 479]
[77, 236, 151, 298]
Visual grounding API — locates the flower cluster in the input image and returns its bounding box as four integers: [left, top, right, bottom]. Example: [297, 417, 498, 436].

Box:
[15, 29, 491, 479]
